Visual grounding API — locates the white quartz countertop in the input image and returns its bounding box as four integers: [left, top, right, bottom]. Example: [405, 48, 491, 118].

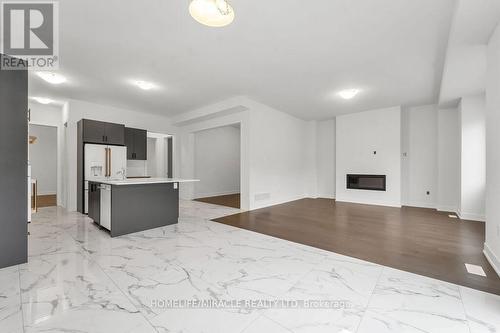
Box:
[97, 178, 199, 186]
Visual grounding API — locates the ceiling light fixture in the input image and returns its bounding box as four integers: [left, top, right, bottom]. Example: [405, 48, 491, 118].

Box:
[189, 0, 235, 27]
[35, 72, 67, 85]
[338, 89, 360, 100]
[133, 80, 156, 90]
[32, 97, 54, 105]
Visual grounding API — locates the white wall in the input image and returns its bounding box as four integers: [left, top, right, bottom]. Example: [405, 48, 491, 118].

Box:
[63, 99, 177, 211]
[248, 101, 315, 209]
[29, 102, 64, 206]
[316, 119, 336, 199]
[29, 124, 58, 195]
[194, 125, 240, 198]
[401, 105, 438, 208]
[146, 138, 157, 177]
[336, 106, 402, 207]
[485, 22, 500, 275]
[147, 132, 170, 178]
[437, 108, 460, 212]
[176, 97, 315, 211]
[459, 95, 486, 221]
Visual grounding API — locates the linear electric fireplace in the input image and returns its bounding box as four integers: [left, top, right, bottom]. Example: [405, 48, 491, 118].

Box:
[347, 174, 386, 191]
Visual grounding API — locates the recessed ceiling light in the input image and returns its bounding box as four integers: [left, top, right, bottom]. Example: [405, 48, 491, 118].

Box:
[35, 72, 67, 85]
[189, 0, 235, 27]
[338, 89, 360, 100]
[132, 80, 156, 90]
[31, 97, 54, 105]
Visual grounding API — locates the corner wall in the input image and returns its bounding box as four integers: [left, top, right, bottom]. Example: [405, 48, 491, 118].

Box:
[175, 97, 316, 211]
[485, 22, 500, 275]
[459, 95, 486, 221]
[335, 106, 402, 207]
[316, 119, 336, 199]
[437, 108, 460, 212]
[194, 126, 241, 198]
[401, 105, 438, 208]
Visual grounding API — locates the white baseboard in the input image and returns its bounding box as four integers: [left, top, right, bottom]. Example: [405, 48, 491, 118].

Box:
[335, 197, 402, 208]
[36, 192, 57, 196]
[457, 211, 485, 222]
[194, 190, 240, 199]
[436, 205, 458, 213]
[251, 194, 306, 210]
[315, 193, 336, 200]
[484, 243, 500, 278]
[404, 201, 436, 209]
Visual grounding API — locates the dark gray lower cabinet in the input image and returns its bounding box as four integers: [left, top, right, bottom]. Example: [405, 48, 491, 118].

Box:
[0, 54, 28, 268]
[88, 182, 100, 224]
[111, 183, 178, 237]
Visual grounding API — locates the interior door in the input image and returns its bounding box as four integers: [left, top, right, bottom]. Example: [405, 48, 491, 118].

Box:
[109, 146, 127, 179]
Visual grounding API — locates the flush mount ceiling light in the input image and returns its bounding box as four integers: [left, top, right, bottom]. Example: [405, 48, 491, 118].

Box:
[133, 80, 156, 90]
[35, 72, 67, 85]
[338, 89, 360, 100]
[189, 0, 235, 27]
[32, 97, 54, 104]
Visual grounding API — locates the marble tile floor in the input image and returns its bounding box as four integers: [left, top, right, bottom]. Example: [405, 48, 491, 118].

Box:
[1, 200, 499, 333]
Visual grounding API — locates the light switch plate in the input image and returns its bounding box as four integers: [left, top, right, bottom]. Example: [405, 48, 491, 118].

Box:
[173, 182, 178, 190]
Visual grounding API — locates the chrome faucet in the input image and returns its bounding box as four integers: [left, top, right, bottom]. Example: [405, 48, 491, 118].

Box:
[117, 167, 126, 180]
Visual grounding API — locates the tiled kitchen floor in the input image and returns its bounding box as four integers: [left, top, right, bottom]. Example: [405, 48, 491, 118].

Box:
[1, 201, 499, 333]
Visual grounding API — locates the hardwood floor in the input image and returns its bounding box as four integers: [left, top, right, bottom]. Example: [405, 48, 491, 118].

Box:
[195, 194, 240, 209]
[36, 195, 57, 208]
[214, 198, 500, 295]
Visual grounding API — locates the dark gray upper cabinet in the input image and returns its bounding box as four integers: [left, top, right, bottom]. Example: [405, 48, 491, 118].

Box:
[125, 127, 134, 160]
[82, 119, 124, 145]
[104, 122, 125, 145]
[82, 119, 105, 144]
[133, 129, 147, 160]
[125, 127, 147, 160]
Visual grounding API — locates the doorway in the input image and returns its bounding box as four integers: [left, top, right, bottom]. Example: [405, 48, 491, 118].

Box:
[29, 124, 58, 209]
[193, 124, 241, 209]
[127, 132, 173, 178]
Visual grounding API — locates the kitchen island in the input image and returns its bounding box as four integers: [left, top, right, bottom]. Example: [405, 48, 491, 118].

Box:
[88, 178, 198, 237]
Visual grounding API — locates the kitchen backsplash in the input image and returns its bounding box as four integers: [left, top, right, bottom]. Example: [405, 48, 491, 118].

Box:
[127, 160, 147, 177]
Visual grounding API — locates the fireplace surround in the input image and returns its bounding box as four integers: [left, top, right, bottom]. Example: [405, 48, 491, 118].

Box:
[346, 174, 386, 191]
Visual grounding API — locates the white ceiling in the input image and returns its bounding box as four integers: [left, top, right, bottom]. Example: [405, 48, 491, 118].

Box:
[29, 0, 457, 120]
[439, 0, 500, 106]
